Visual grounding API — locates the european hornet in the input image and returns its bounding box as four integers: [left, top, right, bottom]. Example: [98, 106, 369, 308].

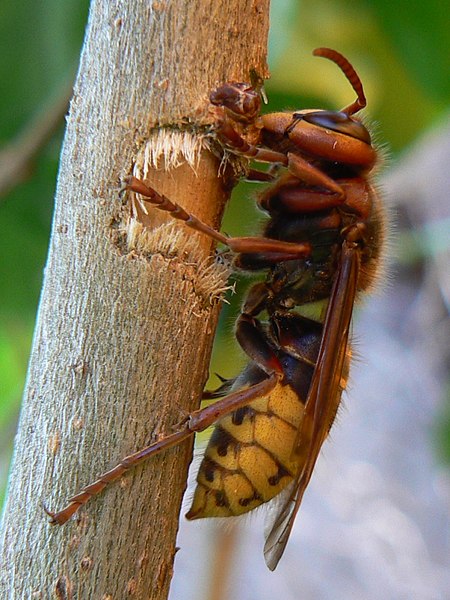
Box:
[47, 49, 384, 570]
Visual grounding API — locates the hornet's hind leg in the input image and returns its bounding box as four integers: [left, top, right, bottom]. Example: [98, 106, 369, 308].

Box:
[46, 363, 283, 524]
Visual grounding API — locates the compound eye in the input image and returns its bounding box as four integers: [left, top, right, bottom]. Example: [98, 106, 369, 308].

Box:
[302, 110, 371, 144]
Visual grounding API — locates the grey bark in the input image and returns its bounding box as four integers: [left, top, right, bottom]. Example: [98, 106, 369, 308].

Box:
[0, 1, 269, 599]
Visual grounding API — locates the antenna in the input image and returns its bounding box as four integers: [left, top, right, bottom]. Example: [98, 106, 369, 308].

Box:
[313, 48, 367, 116]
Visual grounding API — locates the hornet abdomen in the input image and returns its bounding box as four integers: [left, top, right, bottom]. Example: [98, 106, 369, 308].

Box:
[186, 379, 305, 518]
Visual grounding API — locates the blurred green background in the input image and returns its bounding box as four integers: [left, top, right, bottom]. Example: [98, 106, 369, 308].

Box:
[0, 0, 448, 513]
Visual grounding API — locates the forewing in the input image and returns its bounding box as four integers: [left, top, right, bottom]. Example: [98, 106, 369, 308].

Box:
[264, 242, 360, 570]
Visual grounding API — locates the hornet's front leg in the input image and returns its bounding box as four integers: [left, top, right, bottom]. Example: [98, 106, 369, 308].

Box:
[213, 121, 346, 201]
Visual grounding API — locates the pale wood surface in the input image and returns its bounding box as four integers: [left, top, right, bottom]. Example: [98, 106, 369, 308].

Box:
[0, 1, 269, 598]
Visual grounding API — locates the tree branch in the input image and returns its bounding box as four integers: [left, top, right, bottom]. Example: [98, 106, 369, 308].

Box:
[0, 1, 269, 598]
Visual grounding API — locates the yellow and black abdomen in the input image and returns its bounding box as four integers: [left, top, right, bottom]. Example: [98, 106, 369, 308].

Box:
[186, 308, 350, 521]
[186, 361, 312, 520]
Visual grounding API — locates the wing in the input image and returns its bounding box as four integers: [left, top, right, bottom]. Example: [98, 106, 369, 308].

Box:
[264, 241, 360, 570]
